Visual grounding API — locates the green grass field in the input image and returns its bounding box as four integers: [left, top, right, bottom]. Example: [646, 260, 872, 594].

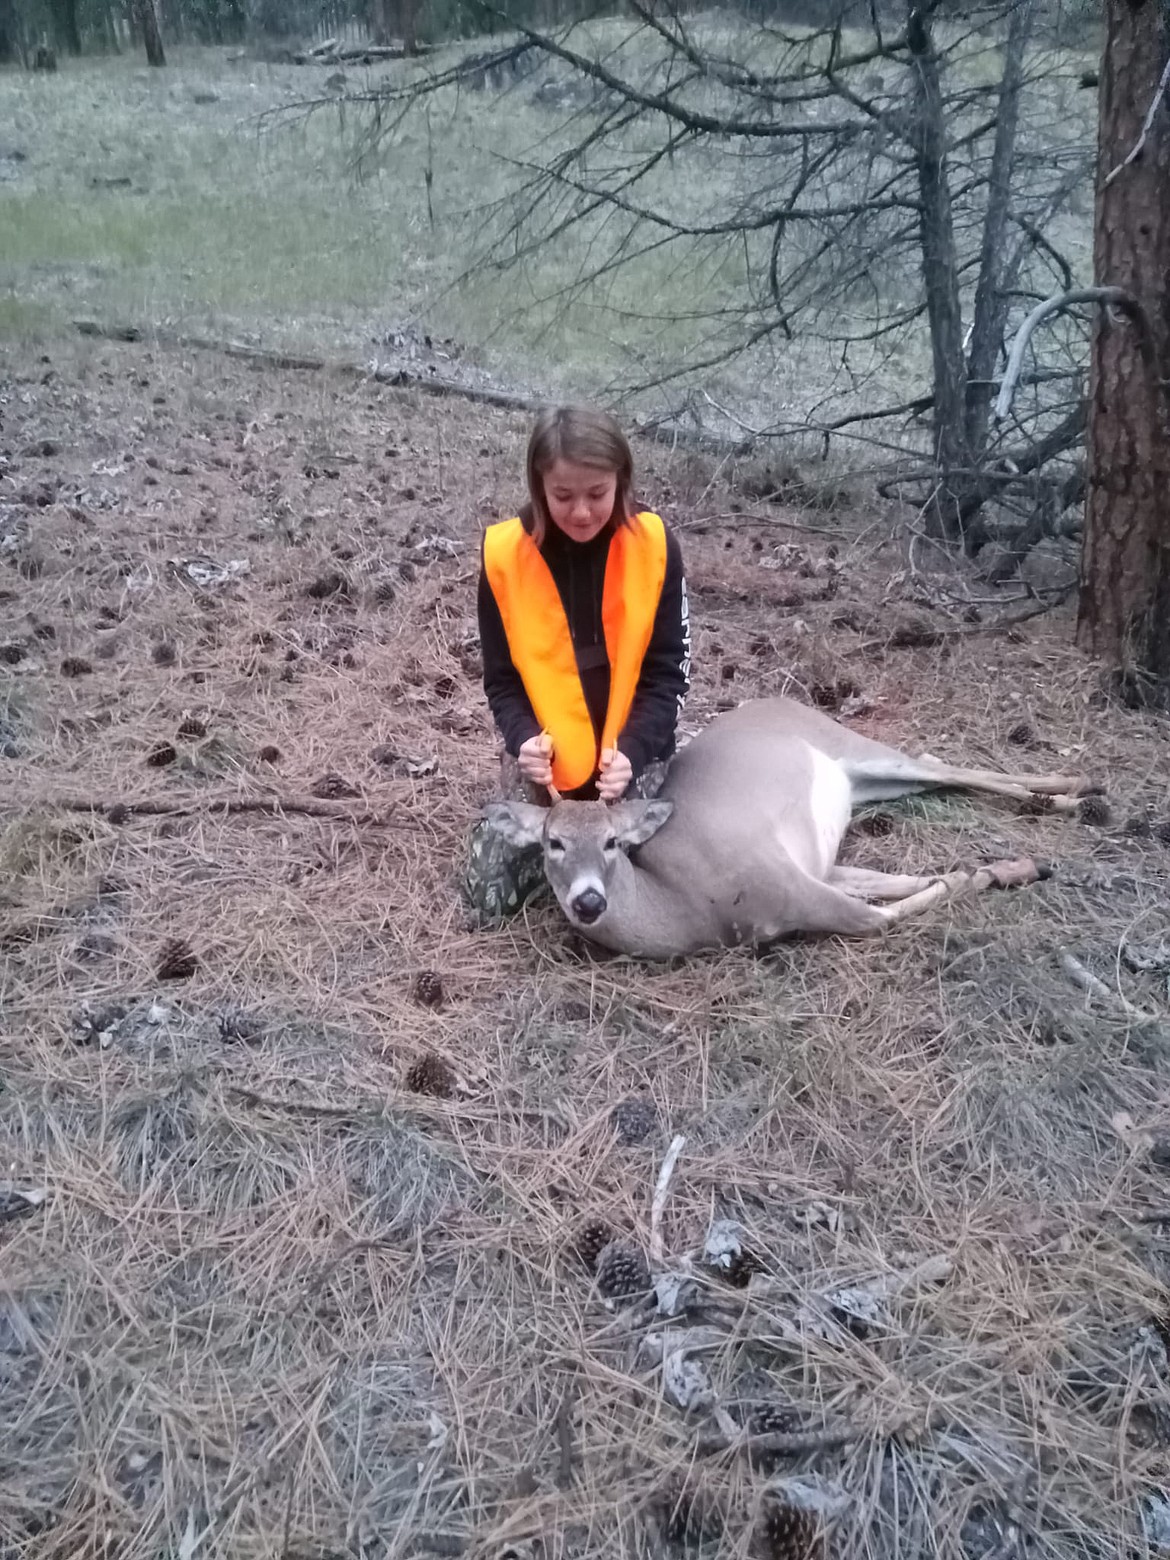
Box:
[0, 16, 1098, 431]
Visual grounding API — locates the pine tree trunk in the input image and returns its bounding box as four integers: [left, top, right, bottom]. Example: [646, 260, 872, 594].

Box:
[50, 0, 83, 53]
[135, 0, 166, 65]
[1077, 0, 1170, 706]
[0, 0, 17, 63]
[906, 1, 971, 544]
[368, 0, 391, 45]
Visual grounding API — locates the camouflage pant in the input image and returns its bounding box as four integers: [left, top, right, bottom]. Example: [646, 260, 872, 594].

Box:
[462, 754, 671, 926]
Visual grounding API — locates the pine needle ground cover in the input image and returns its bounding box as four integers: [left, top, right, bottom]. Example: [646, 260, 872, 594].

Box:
[2, 338, 1170, 1559]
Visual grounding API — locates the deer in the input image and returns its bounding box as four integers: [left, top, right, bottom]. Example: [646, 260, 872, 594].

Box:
[481, 696, 1096, 959]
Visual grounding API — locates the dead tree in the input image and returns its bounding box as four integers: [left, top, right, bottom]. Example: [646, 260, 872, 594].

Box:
[1076, 0, 1170, 706]
[328, 0, 1089, 549]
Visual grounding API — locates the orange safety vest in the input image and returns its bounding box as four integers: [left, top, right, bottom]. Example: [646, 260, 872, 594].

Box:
[482, 512, 668, 792]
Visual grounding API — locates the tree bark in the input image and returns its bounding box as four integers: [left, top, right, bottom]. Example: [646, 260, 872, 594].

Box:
[368, 0, 391, 45]
[135, 0, 166, 65]
[1077, 0, 1170, 706]
[907, 1, 970, 544]
[0, 0, 17, 63]
[369, 0, 415, 50]
[50, 0, 82, 53]
[964, 0, 1036, 454]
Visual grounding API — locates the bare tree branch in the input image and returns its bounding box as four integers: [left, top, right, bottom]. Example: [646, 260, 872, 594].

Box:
[994, 287, 1150, 421]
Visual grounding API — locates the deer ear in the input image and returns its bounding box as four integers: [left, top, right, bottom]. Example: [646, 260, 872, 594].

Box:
[611, 799, 673, 848]
[482, 802, 547, 848]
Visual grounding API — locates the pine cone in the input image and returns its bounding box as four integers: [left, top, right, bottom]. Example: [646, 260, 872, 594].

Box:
[305, 571, 349, 600]
[1123, 812, 1153, 838]
[744, 1403, 804, 1471]
[311, 771, 360, 800]
[854, 810, 894, 837]
[594, 1240, 651, 1302]
[1077, 793, 1112, 827]
[748, 1403, 803, 1436]
[718, 1246, 765, 1289]
[405, 1052, 455, 1099]
[574, 1217, 615, 1272]
[145, 742, 177, 767]
[177, 716, 207, 738]
[753, 1499, 822, 1560]
[1006, 720, 1036, 747]
[157, 937, 198, 980]
[611, 1097, 657, 1146]
[412, 970, 444, 1009]
[652, 1476, 723, 1544]
[373, 578, 397, 606]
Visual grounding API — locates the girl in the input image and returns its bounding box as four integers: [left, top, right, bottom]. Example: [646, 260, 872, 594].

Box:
[465, 405, 690, 922]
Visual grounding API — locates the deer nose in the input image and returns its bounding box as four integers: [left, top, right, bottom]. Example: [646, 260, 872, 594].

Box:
[571, 887, 607, 924]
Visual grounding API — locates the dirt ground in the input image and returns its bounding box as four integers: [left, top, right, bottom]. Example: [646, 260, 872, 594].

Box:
[2, 332, 1170, 1560]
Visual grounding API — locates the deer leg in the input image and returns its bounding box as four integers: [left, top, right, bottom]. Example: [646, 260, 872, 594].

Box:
[827, 864, 940, 902]
[752, 870, 893, 940]
[872, 873, 969, 927]
[913, 760, 1092, 804]
[875, 856, 1042, 929]
[845, 755, 1091, 810]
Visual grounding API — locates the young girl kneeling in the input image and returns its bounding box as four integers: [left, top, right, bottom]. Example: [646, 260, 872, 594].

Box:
[465, 405, 690, 922]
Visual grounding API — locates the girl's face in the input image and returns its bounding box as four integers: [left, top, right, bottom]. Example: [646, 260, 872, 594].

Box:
[541, 457, 619, 544]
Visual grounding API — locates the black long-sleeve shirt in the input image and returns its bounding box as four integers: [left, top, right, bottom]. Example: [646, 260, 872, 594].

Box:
[478, 516, 690, 793]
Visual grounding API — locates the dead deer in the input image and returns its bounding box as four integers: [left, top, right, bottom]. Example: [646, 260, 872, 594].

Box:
[482, 696, 1095, 959]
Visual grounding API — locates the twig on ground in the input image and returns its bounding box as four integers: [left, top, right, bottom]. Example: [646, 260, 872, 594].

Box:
[51, 794, 408, 826]
[695, 1420, 867, 1457]
[555, 1372, 577, 1489]
[682, 511, 847, 537]
[1058, 951, 1153, 1021]
[224, 1084, 380, 1121]
[650, 1135, 687, 1266]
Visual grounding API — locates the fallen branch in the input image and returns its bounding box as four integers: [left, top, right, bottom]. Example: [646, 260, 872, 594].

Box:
[1058, 951, 1153, 1021]
[696, 1400, 944, 1460]
[225, 1084, 380, 1120]
[682, 511, 846, 538]
[51, 794, 409, 826]
[694, 1420, 867, 1457]
[650, 1134, 687, 1266]
[72, 319, 749, 456]
[853, 594, 1072, 655]
[293, 39, 432, 63]
[554, 1373, 577, 1489]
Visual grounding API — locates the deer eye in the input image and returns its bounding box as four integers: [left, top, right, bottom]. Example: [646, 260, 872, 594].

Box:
[603, 835, 618, 853]
[547, 836, 566, 856]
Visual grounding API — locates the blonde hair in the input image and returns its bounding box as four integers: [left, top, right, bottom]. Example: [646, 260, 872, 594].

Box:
[524, 405, 635, 546]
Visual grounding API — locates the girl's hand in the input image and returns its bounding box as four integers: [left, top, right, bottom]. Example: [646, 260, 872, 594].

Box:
[598, 747, 633, 800]
[518, 732, 554, 786]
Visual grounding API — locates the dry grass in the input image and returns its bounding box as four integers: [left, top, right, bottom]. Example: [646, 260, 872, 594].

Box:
[0, 22, 1098, 433]
[2, 335, 1170, 1560]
